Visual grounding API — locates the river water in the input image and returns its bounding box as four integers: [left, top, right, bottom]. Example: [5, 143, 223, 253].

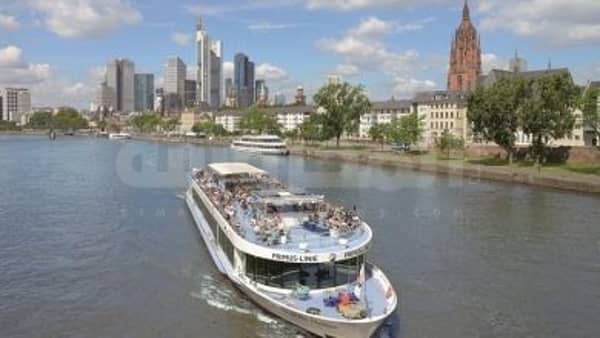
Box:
[1, 135, 599, 338]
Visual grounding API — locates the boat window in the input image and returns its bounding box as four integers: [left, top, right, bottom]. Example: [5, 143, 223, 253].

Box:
[193, 189, 219, 236]
[245, 255, 365, 289]
[218, 226, 235, 264]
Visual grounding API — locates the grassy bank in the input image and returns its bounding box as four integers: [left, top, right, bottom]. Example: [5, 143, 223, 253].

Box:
[289, 143, 600, 193]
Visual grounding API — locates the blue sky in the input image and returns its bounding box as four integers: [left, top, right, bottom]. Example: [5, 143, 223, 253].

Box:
[1, 0, 599, 108]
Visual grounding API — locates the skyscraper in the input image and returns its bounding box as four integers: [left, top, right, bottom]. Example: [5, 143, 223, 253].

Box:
[164, 57, 186, 109]
[447, 0, 481, 92]
[134, 74, 154, 112]
[0, 88, 30, 123]
[106, 58, 135, 112]
[255, 80, 269, 106]
[196, 17, 223, 108]
[185, 80, 197, 108]
[234, 53, 255, 108]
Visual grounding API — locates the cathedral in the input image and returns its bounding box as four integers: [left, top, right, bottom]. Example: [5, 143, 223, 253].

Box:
[447, 0, 482, 92]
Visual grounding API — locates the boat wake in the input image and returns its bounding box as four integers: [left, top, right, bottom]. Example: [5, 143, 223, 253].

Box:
[190, 275, 299, 336]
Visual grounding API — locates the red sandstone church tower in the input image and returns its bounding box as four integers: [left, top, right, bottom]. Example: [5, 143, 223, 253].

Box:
[448, 0, 482, 92]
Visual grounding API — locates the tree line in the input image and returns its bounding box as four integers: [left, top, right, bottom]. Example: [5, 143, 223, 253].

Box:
[467, 73, 588, 166]
[27, 108, 89, 131]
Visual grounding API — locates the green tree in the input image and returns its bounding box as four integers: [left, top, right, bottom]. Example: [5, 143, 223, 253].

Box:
[53, 108, 89, 131]
[239, 106, 281, 135]
[299, 114, 329, 144]
[313, 82, 371, 147]
[131, 114, 161, 133]
[160, 118, 180, 132]
[0, 120, 20, 131]
[468, 77, 526, 164]
[519, 73, 578, 168]
[192, 120, 229, 137]
[436, 130, 465, 159]
[387, 113, 425, 151]
[27, 111, 54, 129]
[368, 123, 390, 150]
[580, 86, 599, 145]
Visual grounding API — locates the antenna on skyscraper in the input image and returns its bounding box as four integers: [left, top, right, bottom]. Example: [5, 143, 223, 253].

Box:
[196, 16, 203, 31]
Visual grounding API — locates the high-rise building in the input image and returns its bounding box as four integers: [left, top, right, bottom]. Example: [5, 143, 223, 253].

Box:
[96, 81, 115, 114]
[196, 18, 223, 108]
[0, 88, 31, 124]
[447, 0, 481, 92]
[134, 74, 154, 112]
[255, 80, 269, 104]
[154, 88, 164, 115]
[509, 50, 528, 73]
[234, 53, 255, 108]
[185, 80, 197, 108]
[106, 58, 135, 112]
[164, 57, 186, 110]
[295, 86, 306, 106]
[274, 93, 286, 106]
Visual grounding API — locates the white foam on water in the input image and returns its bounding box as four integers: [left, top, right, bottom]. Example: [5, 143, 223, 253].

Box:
[256, 312, 278, 325]
[191, 274, 284, 330]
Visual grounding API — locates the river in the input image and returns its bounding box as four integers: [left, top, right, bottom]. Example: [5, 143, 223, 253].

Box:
[1, 135, 599, 338]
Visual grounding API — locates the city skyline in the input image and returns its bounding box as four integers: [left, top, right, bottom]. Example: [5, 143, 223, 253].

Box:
[1, 0, 600, 108]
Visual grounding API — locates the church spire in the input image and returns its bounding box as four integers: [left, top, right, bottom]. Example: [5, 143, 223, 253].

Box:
[463, 0, 470, 21]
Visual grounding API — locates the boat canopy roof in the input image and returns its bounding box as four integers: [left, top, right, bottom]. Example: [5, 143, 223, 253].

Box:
[208, 162, 266, 177]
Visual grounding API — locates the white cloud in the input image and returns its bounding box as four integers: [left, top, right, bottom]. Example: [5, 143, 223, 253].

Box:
[478, 0, 600, 45]
[0, 45, 50, 85]
[331, 64, 360, 77]
[0, 13, 19, 30]
[247, 21, 301, 31]
[25, 0, 142, 38]
[482, 53, 508, 73]
[350, 17, 394, 37]
[392, 78, 437, 98]
[305, 0, 450, 11]
[187, 0, 299, 16]
[171, 32, 191, 46]
[256, 63, 289, 81]
[318, 16, 436, 98]
[0, 45, 23, 67]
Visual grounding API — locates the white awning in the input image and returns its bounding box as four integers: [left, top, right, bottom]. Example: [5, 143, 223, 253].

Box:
[208, 162, 266, 177]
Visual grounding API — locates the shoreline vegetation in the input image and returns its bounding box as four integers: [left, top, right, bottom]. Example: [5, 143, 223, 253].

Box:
[134, 134, 600, 194]
[3, 131, 600, 193]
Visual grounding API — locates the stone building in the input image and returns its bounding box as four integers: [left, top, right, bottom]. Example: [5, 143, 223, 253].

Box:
[447, 0, 481, 92]
[359, 99, 413, 139]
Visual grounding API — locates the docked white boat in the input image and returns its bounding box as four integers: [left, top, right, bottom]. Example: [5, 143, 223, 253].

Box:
[231, 135, 290, 156]
[185, 163, 397, 338]
[108, 133, 131, 140]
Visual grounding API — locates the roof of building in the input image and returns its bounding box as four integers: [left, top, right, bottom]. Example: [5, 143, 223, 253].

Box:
[371, 99, 412, 110]
[413, 90, 469, 104]
[482, 68, 572, 87]
[264, 105, 315, 114]
[589, 81, 600, 89]
[208, 162, 265, 176]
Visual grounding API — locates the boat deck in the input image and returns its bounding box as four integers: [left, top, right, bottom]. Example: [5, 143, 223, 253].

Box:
[254, 270, 392, 320]
[230, 202, 371, 253]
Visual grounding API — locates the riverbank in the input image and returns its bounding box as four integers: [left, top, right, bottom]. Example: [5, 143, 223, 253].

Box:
[290, 145, 600, 194]
[9, 132, 599, 193]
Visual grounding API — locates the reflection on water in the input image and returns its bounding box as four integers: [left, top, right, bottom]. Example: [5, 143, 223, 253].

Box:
[1, 136, 599, 338]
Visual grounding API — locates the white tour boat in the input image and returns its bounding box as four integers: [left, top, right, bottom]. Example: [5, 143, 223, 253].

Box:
[185, 163, 397, 338]
[231, 135, 290, 156]
[108, 132, 131, 140]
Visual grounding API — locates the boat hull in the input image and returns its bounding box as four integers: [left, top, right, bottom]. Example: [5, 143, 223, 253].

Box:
[185, 188, 390, 337]
[231, 144, 290, 156]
